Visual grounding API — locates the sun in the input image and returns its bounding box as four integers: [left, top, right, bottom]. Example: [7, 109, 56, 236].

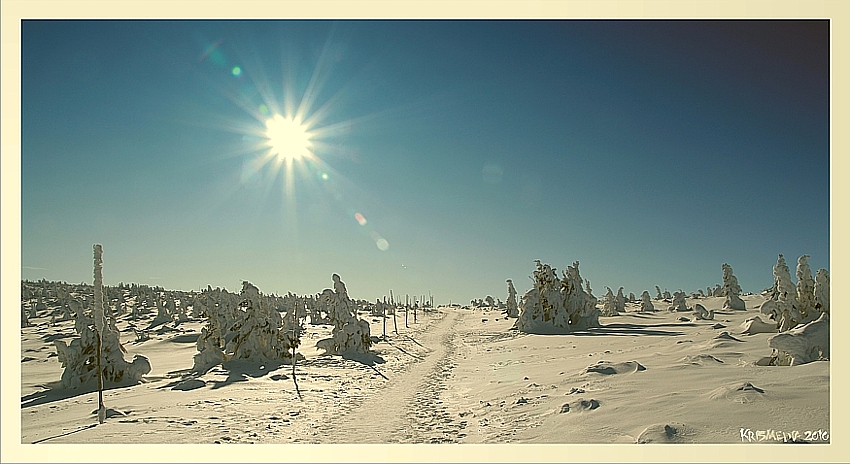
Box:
[264, 114, 313, 161]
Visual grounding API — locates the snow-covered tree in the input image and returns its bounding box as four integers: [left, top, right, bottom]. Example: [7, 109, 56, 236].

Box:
[711, 284, 722, 297]
[316, 274, 372, 355]
[763, 313, 829, 366]
[760, 254, 802, 332]
[692, 303, 714, 320]
[795, 255, 817, 323]
[639, 291, 655, 312]
[615, 287, 626, 313]
[505, 279, 519, 318]
[192, 281, 301, 373]
[721, 263, 746, 310]
[515, 260, 600, 333]
[814, 268, 829, 316]
[21, 304, 30, 328]
[149, 295, 172, 327]
[54, 245, 151, 389]
[668, 290, 689, 312]
[600, 287, 619, 317]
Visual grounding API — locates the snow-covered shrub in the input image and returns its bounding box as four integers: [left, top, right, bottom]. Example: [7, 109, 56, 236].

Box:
[505, 279, 519, 318]
[173, 297, 189, 324]
[639, 291, 655, 312]
[515, 260, 600, 333]
[615, 287, 627, 313]
[21, 304, 30, 328]
[721, 263, 746, 310]
[692, 303, 714, 320]
[760, 254, 802, 332]
[191, 294, 206, 319]
[795, 255, 816, 321]
[667, 291, 689, 312]
[192, 281, 301, 373]
[763, 312, 829, 366]
[149, 296, 173, 327]
[814, 268, 829, 316]
[316, 274, 372, 355]
[740, 315, 777, 335]
[600, 287, 619, 317]
[794, 255, 828, 325]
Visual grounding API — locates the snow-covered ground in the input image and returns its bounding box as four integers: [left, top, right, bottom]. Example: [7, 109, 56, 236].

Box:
[10, 283, 845, 462]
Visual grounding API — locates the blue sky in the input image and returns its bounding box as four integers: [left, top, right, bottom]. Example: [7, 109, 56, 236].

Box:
[20, 20, 830, 304]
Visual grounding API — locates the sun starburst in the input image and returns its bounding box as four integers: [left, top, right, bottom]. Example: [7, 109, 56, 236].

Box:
[264, 114, 313, 161]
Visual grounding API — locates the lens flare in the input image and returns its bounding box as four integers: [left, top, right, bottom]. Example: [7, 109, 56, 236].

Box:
[376, 238, 390, 251]
[354, 212, 367, 226]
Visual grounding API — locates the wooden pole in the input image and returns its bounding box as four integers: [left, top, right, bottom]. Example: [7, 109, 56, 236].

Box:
[392, 293, 398, 334]
[96, 328, 104, 424]
[292, 300, 301, 400]
[292, 303, 297, 378]
[93, 245, 106, 424]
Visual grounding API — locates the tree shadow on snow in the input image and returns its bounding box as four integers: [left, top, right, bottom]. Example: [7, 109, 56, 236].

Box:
[523, 322, 687, 337]
[208, 359, 283, 390]
[382, 338, 424, 360]
[21, 378, 140, 409]
[342, 352, 389, 380]
[40, 331, 76, 343]
[342, 351, 385, 366]
[574, 323, 688, 337]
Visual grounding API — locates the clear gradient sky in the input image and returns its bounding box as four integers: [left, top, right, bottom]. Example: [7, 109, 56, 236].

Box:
[20, 20, 829, 304]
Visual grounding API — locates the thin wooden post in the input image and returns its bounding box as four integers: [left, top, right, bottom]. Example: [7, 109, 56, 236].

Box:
[291, 300, 301, 400]
[96, 328, 104, 423]
[93, 245, 106, 424]
[392, 293, 398, 334]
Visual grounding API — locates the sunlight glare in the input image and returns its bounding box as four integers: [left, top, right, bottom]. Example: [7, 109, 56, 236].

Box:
[265, 114, 313, 161]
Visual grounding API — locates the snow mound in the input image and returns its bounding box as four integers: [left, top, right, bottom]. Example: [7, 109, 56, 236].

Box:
[678, 354, 723, 366]
[583, 360, 645, 375]
[740, 316, 777, 335]
[767, 312, 829, 366]
[636, 422, 695, 444]
[558, 398, 600, 413]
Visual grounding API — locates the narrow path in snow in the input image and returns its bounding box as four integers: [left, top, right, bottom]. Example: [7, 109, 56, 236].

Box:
[315, 308, 463, 443]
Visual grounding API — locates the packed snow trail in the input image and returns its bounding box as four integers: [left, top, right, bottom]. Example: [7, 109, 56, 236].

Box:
[313, 308, 463, 443]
